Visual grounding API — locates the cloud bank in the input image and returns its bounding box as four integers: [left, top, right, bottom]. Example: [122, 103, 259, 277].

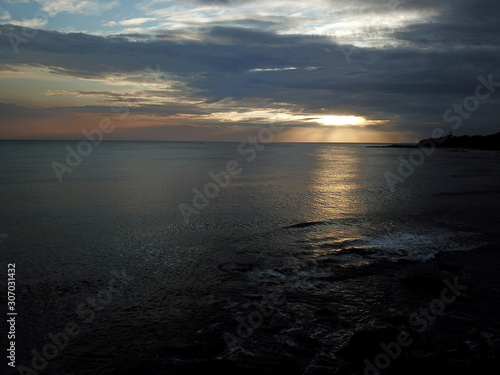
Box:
[0, 0, 499, 141]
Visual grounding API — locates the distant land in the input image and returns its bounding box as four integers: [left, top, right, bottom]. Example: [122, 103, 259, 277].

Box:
[371, 132, 500, 150]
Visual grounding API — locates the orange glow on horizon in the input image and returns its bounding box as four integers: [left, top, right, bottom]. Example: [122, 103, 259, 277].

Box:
[311, 115, 366, 126]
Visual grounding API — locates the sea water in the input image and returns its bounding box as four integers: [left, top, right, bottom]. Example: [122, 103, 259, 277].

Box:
[0, 140, 499, 373]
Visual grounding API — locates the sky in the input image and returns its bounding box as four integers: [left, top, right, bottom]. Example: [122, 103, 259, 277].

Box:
[0, 0, 499, 143]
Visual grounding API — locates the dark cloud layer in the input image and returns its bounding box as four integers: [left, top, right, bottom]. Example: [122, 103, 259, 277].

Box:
[1, 0, 499, 138]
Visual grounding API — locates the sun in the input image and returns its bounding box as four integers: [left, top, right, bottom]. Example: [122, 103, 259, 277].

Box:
[312, 115, 366, 126]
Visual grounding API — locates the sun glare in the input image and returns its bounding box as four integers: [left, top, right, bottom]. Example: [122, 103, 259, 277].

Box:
[312, 115, 366, 126]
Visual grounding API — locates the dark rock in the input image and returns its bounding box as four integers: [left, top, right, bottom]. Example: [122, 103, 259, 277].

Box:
[283, 221, 326, 229]
[314, 307, 336, 317]
[337, 327, 401, 361]
[373, 132, 500, 150]
[183, 358, 303, 375]
[438, 262, 458, 271]
[383, 315, 410, 326]
[183, 359, 239, 375]
[417, 132, 500, 150]
[401, 274, 444, 295]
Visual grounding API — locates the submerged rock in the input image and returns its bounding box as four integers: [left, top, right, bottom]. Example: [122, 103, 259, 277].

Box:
[400, 274, 444, 295]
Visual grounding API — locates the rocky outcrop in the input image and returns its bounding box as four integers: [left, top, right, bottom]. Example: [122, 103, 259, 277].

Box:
[417, 132, 500, 150]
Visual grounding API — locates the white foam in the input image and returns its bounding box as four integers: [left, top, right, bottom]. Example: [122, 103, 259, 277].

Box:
[353, 229, 479, 262]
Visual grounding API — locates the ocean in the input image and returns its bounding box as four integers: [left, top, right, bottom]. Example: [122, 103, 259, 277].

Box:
[1, 140, 499, 374]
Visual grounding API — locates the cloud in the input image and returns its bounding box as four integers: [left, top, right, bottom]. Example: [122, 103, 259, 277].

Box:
[105, 18, 157, 27]
[2, 17, 48, 28]
[36, 0, 120, 17]
[1, 23, 499, 135]
[0, 6, 11, 21]
[1, 0, 500, 140]
[137, 0, 443, 48]
[392, 0, 500, 49]
[247, 67, 297, 73]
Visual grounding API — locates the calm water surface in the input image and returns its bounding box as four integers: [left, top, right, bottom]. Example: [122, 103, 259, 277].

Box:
[1, 140, 499, 373]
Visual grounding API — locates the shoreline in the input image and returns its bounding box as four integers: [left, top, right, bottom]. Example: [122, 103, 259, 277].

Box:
[369, 131, 500, 151]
